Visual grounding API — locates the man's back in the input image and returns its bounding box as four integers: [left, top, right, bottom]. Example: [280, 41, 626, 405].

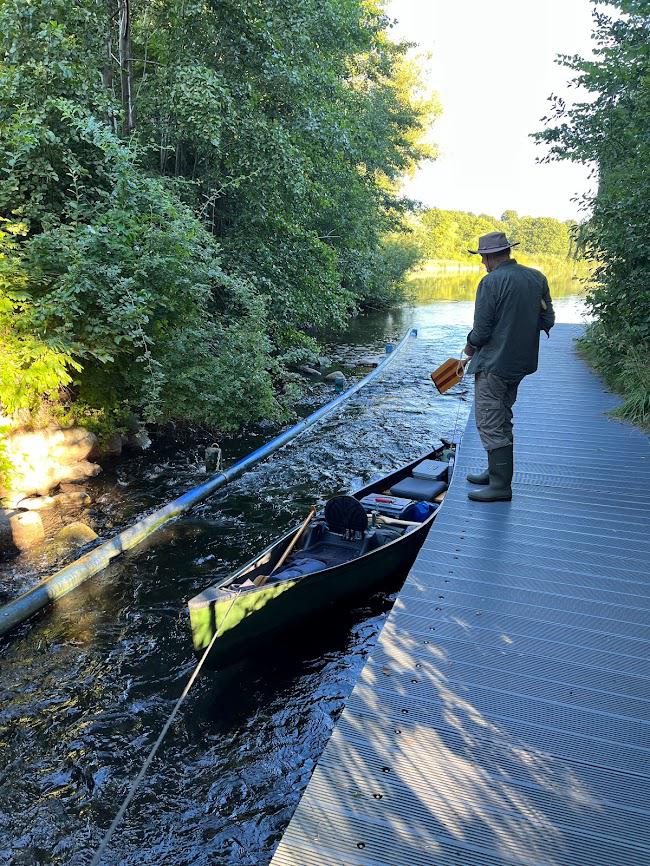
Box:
[469, 259, 554, 380]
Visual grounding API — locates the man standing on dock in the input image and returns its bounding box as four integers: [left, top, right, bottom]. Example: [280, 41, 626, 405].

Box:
[463, 231, 555, 502]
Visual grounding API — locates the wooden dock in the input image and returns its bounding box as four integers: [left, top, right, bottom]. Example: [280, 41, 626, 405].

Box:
[270, 324, 650, 866]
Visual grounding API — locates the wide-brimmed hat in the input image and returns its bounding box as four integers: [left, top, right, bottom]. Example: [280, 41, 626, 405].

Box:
[468, 231, 519, 255]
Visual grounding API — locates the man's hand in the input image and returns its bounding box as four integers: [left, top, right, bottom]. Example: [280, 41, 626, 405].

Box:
[463, 342, 475, 357]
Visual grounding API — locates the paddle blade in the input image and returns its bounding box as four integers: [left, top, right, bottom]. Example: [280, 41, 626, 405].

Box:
[430, 358, 468, 394]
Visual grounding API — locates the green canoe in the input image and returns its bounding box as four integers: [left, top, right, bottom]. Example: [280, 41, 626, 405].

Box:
[188, 443, 452, 665]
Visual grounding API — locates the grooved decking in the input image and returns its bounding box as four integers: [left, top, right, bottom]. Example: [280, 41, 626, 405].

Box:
[270, 324, 650, 866]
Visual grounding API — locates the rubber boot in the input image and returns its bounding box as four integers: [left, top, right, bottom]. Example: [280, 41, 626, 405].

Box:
[466, 467, 489, 485]
[468, 445, 513, 502]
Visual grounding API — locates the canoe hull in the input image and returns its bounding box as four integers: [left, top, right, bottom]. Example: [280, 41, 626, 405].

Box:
[190, 519, 429, 666]
[188, 445, 447, 667]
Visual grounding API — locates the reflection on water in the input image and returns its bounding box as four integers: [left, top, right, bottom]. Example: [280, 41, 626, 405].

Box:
[404, 265, 590, 330]
[0, 275, 588, 865]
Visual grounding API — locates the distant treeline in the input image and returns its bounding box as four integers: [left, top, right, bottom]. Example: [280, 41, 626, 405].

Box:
[0, 0, 435, 449]
[410, 208, 582, 262]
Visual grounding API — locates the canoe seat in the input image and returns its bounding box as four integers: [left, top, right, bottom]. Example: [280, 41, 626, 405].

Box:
[412, 459, 448, 481]
[324, 495, 368, 534]
[389, 477, 447, 502]
[308, 527, 361, 549]
[300, 514, 404, 565]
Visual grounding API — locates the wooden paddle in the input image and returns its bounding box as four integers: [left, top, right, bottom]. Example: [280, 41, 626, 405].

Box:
[254, 505, 317, 588]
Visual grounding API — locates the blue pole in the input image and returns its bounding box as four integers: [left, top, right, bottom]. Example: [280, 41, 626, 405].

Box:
[0, 329, 417, 636]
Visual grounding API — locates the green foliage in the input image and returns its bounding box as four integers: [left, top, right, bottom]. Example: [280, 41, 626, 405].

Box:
[502, 212, 573, 258]
[0, 0, 114, 230]
[52, 402, 133, 445]
[357, 235, 423, 308]
[130, 0, 437, 322]
[579, 331, 650, 429]
[0, 0, 435, 435]
[0, 423, 12, 493]
[535, 1, 650, 427]
[155, 313, 281, 432]
[0, 219, 78, 413]
[24, 170, 282, 429]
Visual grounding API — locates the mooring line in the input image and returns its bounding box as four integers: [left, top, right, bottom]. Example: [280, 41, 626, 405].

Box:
[88, 591, 240, 866]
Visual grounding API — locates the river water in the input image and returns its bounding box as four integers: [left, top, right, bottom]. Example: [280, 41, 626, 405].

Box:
[0, 275, 587, 866]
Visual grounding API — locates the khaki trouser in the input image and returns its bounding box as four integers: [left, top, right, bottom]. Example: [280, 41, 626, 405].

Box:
[474, 372, 521, 451]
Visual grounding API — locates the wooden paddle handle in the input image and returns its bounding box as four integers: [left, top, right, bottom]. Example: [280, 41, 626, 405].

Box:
[372, 515, 420, 528]
[254, 506, 317, 588]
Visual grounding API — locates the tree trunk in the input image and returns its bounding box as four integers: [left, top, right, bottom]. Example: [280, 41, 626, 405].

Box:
[102, 21, 118, 135]
[118, 0, 135, 135]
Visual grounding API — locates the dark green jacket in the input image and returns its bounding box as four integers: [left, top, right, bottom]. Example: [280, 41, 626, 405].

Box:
[467, 259, 555, 381]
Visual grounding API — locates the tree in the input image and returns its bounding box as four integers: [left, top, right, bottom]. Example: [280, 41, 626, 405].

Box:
[535, 0, 650, 425]
[0, 0, 436, 433]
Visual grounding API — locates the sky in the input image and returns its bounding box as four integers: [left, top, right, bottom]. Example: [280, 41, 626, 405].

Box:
[385, 0, 599, 221]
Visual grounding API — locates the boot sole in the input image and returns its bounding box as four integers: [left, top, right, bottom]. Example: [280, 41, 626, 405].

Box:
[468, 492, 512, 502]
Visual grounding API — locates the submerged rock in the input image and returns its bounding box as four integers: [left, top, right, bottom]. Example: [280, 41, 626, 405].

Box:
[58, 481, 85, 494]
[100, 433, 123, 459]
[324, 370, 345, 382]
[126, 430, 152, 451]
[57, 460, 101, 484]
[0, 510, 19, 558]
[52, 522, 98, 551]
[296, 365, 322, 379]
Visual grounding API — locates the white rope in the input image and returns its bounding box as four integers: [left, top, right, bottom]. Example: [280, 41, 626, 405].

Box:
[449, 346, 469, 446]
[89, 590, 241, 866]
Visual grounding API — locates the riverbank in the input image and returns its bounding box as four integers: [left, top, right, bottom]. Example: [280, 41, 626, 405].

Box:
[0, 348, 376, 575]
[411, 254, 593, 280]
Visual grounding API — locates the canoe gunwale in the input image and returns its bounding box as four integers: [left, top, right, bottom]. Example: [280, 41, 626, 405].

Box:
[188, 513, 434, 611]
[188, 444, 446, 615]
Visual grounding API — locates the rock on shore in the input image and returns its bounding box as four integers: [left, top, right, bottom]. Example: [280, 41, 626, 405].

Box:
[1, 427, 101, 507]
[8, 511, 45, 551]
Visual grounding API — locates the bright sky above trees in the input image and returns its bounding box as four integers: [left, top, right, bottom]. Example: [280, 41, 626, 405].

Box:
[386, 0, 599, 221]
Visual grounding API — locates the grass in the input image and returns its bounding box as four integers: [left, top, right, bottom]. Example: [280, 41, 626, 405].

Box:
[578, 335, 650, 431]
